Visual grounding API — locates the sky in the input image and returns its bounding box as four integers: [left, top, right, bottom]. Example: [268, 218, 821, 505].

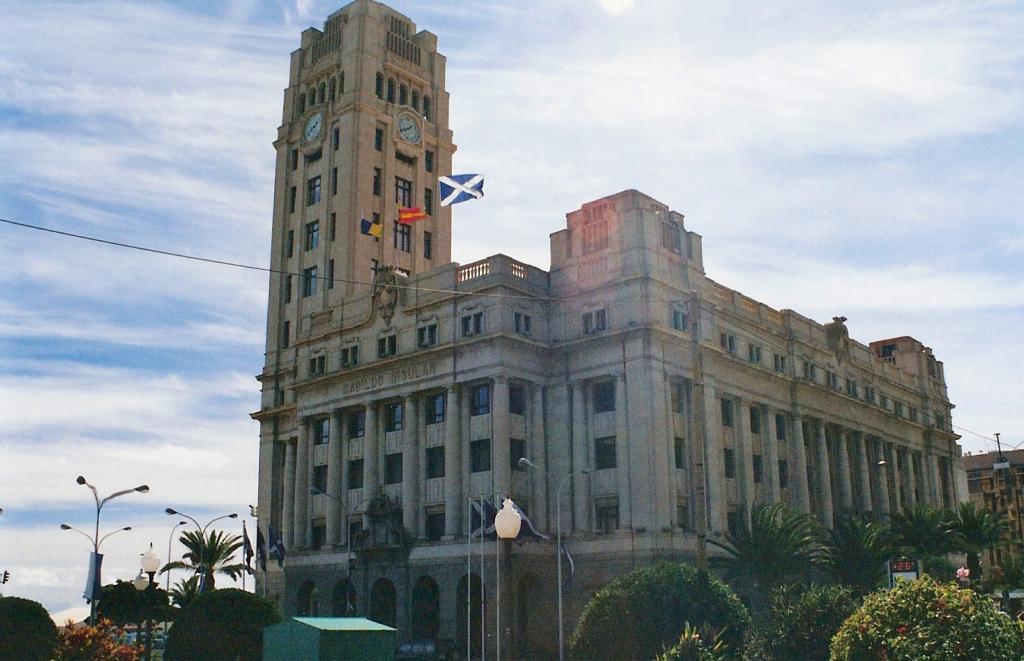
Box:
[0, 0, 1021, 614]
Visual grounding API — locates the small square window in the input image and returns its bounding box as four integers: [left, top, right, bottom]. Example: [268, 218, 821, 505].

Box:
[424, 188, 433, 216]
[596, 501, 619, 534]
[775, 414, 787, 441]
[508, 384, 525, 415]
[425, 150, 434, 173]
[748, 344, 762, 363]
[374, 127, 384, 151]
[286, 229, 294, 257]
[425, 510, 445, 541]
[424, 231, 433, 260]
[594, 436, 616, 469]
[384, 402, 404, 432]
[724, 448, 736, 478]
[583, 309, 607, 334]
[671, 308, 688, 331]
[510, 438, 527, 470]
[719, 333, 737, 354]
[307, 176, 321, 206]
[514, 312, 532, 336]
[348, 459, 364, 489]
[289, 186, 297, 213]
[281, 320, 290, 348]
[720, 398, 734, 428]
[417, 324, 438, 348]
[341, 345, 360, 367]
[462, 312, 484, 337]
[426, 446, 445, 479]
[284, 274, 292, 303]
[592, 381, 615, 413]
[470, 439, 491, 472]
[426, 393, 446, 424]
[778, 460, 789, 489]
[752, 455, 763, 483]
[372, 167, 381, 196]
[306, 221, 319, 250]
[471, 384, 490, 416]
[312, 464, 328, 492]
[774, 354, 786, 372]
[385, 453, 403, 484]
[311, 521, 326, 550]
[313, 418, 329, 445]
[348, 410, 365, 438]
[302, 267, 318, 297]
[377, 334, 397, 358]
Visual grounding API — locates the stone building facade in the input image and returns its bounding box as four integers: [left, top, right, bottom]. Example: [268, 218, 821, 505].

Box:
[965, 449, 1024, 568]
[254, 1, 967, 657]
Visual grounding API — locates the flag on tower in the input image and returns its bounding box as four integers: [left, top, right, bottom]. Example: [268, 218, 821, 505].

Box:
[398, 207, 427, 224]
[439, 174, 484, 207]
[359, 217, 382, 238]
[256, 526, 268, 572]
[242, 522, 254, 574]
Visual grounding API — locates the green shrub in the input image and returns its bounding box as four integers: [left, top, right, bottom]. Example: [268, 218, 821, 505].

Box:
[656, 622, 729, 661]
[831, 576, 1024, 660]
[761, 584, 857, 661]
[570, 562, 750, 661]
[0, 595, 58, 661]
[165, 588, 280, 661]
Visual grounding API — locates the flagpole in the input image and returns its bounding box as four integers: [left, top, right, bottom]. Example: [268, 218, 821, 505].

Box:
[467, 494, 472, 661]
[480, 495, 485, 661]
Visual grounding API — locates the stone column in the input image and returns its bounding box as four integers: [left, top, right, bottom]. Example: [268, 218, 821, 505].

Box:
[906, 450, 918, 507]
[492, 376, 512, 500]
[363, 402, 379, 498]
[836, 429, 854, 513]
[928, 453, 943, 506]
[762, 406, 780, 504]
[615, 374, 632, 528]
[857, 433, 873, 513]
[294, 419, 311, 549]
[571, 382, 589, 532]
[283, 439, 296, 549]
[529, 384, 549, 532]
[444, 385, 463, 537]
[701, 379, 727, 534]
[876, 440, 891, 518]
[815, 420, 833, 527]
[789, 414, 811, 513]
[736, 399, 754, 527]
[326, 411, 343, 546]
[890, 443, 904, 513]
[339, 411, 351, 546]
[403, 394, 420, 535]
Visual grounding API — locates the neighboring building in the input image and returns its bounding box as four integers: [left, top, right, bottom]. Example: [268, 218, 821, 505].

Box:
[253, 1, 967, 656]
[964, 450, 1024, 567]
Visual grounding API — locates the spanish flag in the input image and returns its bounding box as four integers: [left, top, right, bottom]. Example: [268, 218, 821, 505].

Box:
[398, 207, 427, 224]
[359, 217, 382, 238]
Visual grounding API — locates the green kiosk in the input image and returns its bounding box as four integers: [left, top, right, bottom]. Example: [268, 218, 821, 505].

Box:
[263, 617, 396, 661]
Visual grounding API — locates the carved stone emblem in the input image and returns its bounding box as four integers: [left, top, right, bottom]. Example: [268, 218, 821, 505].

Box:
[825, 315, 851, 363]
[372, 265, 404, 328]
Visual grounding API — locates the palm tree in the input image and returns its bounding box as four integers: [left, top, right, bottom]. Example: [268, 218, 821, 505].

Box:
[889, 503, 957, 570]
[822, 515, 894, 595]
[169, 575, 201, 608]
[950, 502, 1009, 584]
[708, 503, 821, 615]
[161, 529, 245, 591]
[990, 555, 1024, 613]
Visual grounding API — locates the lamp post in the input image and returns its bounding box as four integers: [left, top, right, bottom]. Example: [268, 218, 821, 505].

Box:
[164, 508, 238, 592]
[494, 498, 522, 661]
[519, 458, 587, 661]
[165, 520, 187, 593]
[65, 475, 149, 622]
[133, 543, 162, 661]
[310, 487, 369, 614]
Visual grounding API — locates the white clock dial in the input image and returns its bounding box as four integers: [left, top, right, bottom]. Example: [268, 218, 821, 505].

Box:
[304, 113, 323, 141]
[397, 113, 420, 144]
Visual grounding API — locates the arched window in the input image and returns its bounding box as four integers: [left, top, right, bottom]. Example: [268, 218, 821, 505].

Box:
[399, 84, 408, 106]
[298, 92, 306, 114]
[329, 77, 336, 101]
[370, 578, 397, 628]
[375, 72, 384, 99]
[386, 78, 395, 103]
[308, 87, 316, 105]
[422, 96, 431, 121]
[318, 82, 326, 104]
[340, 71, 346, 94]
[411, 91, 419, 111]
[411, 576, 440, 640]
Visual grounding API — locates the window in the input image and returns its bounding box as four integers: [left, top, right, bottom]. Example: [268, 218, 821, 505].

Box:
[752, 455, 763, 483]
[312, 417, 329, 445]
[470, 439, 491, 472]
[399, 83, 408, 105]
[514, 312, 532, 336]
[674, 437, 686, 469]
[384, 402, 404, 432]
[724, 448, 736, 479]
[677, 499, 690, 530]
[422, 96, 431, 120]
[312, 464, 328, 493]
[426, 393, 445, 424]
[748, 344, 762, 364]
[387, 78, 395, 103]
[377, 334, 397, 358]
[749, 407, 761, 434]
[374, 127, 383, 151]
[411, 90, 419, 110]
[423, 231, 432, 260]
[348, 459, 364, 489]
[308, 355, 326, 377]
[370, 258, 379, 282]
[318, 81, 326, 103]
[331, 167, 338, 195]
[719, 333, 736, 354]
[284, 274, 292, 303]
[281, 320, 290, 348]
[328, 259, 334, 289]
[425, 150, 434, 173]
[462, 312, 484, 337]
[727, 511, 743, 539]
[583, 309, 607, 334]
[289, 186, 297, 213]
[302, 267, 318, 297]
[375, 72, 384, 99]
[373, 168, 381, 196]
[909, 406, 918, 423]
[592, 380, 616, 413]
[385, 453, 403, 484]
[330, 213, 336, 241]
[508, 384, 525, 415]
[720, 398, 734, 428]
[880, 395, 890, 410]
[394, 177, 413, 206]
[417, 324, 438, 348]
[775, 414, 787, 441]
[510, 438, 527, 470]
[305, 221, 319, 250]
[395, 150, 415, 165]
[286, 229, 294, 257]
[311, 521, 326, 550]
[348, 410, 365, 438]
[332, 127, 339, 151]
[778, 460, 789, 489]
[341, 345, 359, 367]
[307, 176, 321, 206]
[594, 436, 616, 469]
[845, 379, 858, 397]
[895, 401, 905, 418]
[802, 361, 817, 380]
[426, 446, 445, 478]
[826, 371, 839, 390]
[425, 510, 445, 541]
[471, 384, 491, 416]
[671, 382, 685, 415]
[596, 500, 619, 534]
[582, 220, 609, 254]
[394, 221, 411, 252]
[773, 353, 786, 372]
[661, 220, 682, 253]
[671, 308, 688, 331]
[290, 148, 298, 170]
[864, 387, 876, 404]
[424, 188, 433, 215]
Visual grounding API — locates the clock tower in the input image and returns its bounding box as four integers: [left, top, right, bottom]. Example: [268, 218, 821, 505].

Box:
[265, 0, 455, 353]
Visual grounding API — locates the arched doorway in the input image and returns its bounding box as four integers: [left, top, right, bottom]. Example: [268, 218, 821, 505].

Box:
[456, 573, 484, 658]
[332, 578, 357, 616]
[411, 576, 440, 640]
[296, 580, 318, 616]
[370, 578, 397, 628]
[516, 574, 543, 657]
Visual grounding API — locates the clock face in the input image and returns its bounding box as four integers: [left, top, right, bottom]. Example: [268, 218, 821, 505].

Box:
[304, 113, 323, 142]
[397, 113, 420, 144]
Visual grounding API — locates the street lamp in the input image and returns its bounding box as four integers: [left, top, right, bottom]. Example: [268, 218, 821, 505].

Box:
[494, 498, 522, 661]
[164, 508, 238, 592]
[310, 487, 369, 614]
[66, 476, 149, 622]
[165, 520, 188, 592]
[519, 458, 588, 661]
[133, 543, 162, 661]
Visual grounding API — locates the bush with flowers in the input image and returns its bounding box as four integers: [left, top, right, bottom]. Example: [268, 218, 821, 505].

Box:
[830, 575, 1024, 660]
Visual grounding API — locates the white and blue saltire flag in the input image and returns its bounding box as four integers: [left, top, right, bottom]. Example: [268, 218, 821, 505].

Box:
[439, 173, 484, 207]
